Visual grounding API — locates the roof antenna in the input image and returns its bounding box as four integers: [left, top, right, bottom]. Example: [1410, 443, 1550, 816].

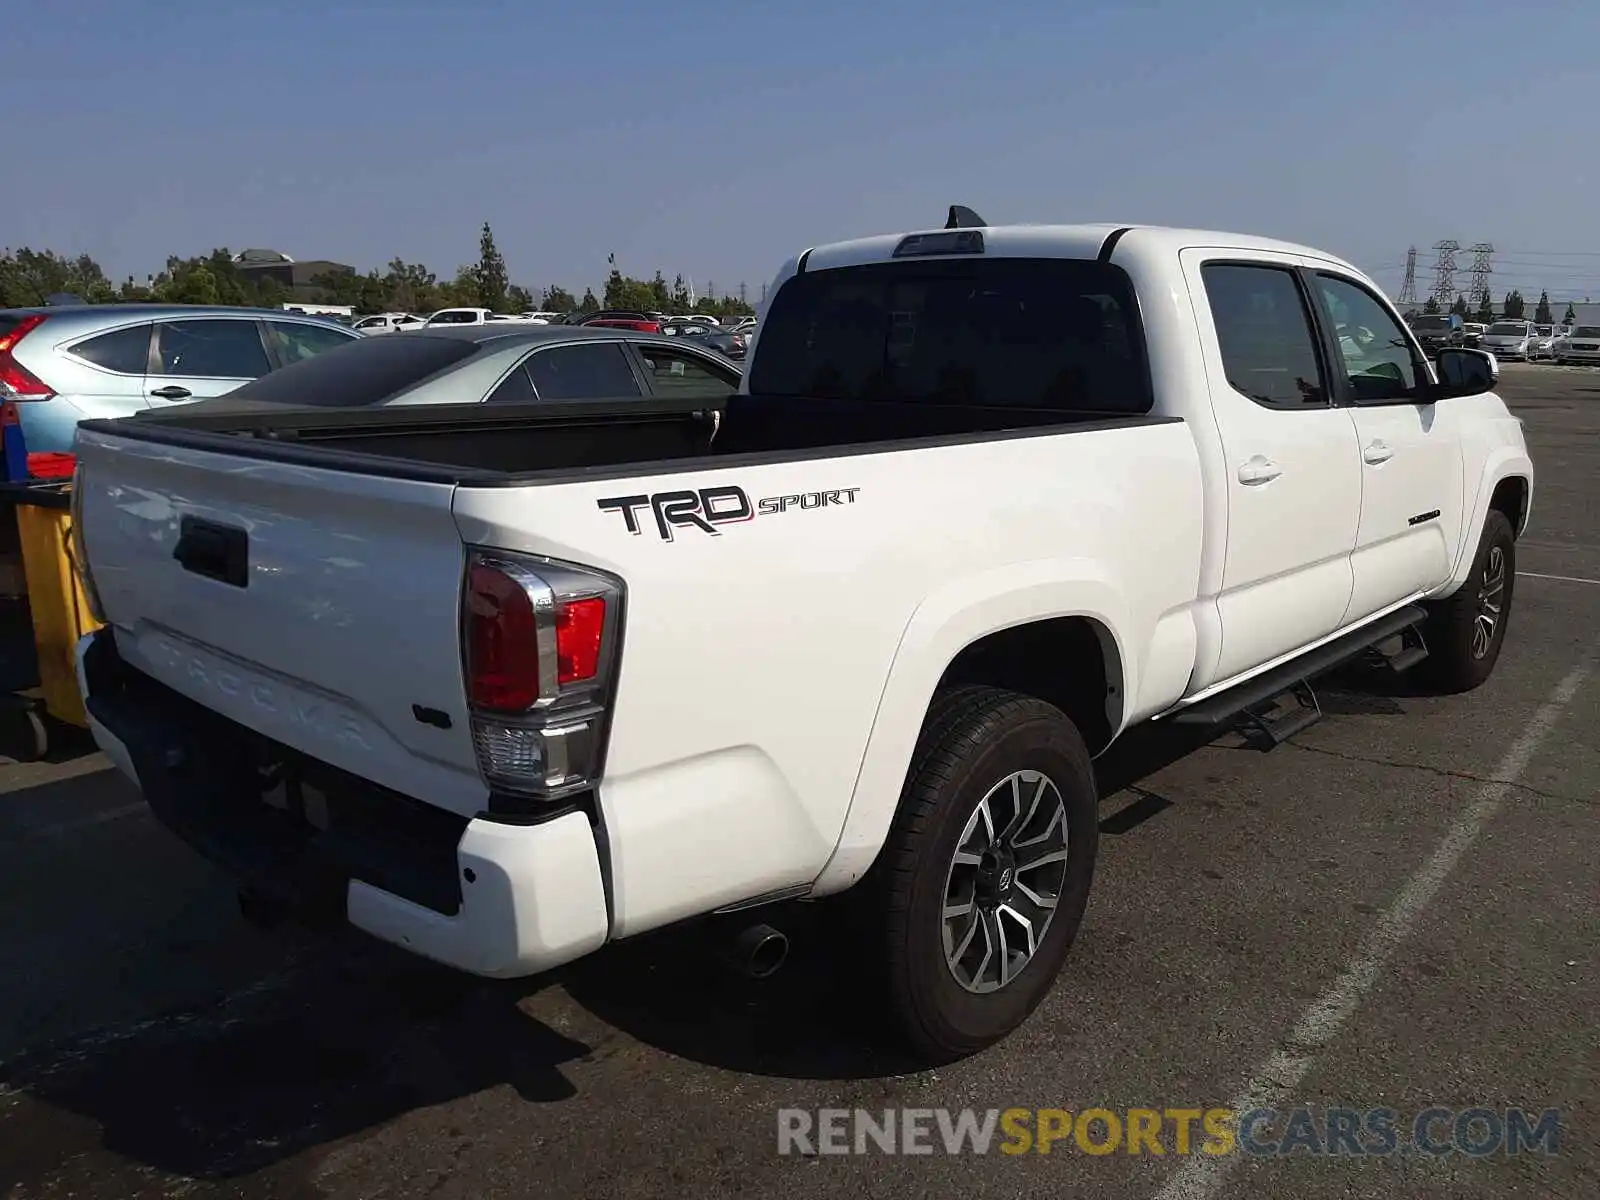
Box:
[945, 205, 986, 230]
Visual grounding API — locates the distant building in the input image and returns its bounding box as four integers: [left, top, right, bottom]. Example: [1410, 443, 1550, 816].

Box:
[232, 248, 356, 298]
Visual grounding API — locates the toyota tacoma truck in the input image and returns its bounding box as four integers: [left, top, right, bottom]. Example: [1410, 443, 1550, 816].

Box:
[68, 210, 1533, 1062]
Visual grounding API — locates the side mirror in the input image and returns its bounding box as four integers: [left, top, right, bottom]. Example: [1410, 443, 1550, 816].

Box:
[1434, 347, 1497, 397]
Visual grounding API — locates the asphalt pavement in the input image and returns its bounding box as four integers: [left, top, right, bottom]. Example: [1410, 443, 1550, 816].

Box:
[1, 363, 1596, 1199]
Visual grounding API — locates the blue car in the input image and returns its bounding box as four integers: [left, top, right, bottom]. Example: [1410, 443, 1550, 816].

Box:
[0, 304, 362, 455]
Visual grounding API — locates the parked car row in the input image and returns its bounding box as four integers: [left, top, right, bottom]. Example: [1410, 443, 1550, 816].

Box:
[1404, 312, 1599, 365]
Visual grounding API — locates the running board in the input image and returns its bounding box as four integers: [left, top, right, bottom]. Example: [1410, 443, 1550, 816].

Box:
[1172, 604, 1429, 728]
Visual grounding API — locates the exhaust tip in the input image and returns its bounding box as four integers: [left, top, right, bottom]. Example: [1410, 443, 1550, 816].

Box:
[732, 923, 789, 979]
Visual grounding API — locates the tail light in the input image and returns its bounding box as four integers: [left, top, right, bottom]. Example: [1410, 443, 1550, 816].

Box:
[462, 551, 623, 801]
[0, 315, 55, 402]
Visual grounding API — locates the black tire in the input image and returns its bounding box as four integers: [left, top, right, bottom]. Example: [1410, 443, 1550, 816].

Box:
[1421, 510, 1516, 694]
[866, 686, 1099, 1063]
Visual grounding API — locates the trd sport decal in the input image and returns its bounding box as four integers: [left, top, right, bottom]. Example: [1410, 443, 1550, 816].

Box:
[597, 485, 861, 541]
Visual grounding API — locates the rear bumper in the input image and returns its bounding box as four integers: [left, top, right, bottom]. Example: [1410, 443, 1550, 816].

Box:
[75, 629, 609, 978]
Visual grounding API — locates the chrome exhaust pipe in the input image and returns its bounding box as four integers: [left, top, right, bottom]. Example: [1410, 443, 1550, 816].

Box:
[728, 922, 789, 979]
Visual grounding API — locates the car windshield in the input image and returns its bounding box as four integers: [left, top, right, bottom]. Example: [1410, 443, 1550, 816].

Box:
[1487, 323, 1527, 335]
[1410, 316, 1451, 332]
[1574, 326, 1600, 337]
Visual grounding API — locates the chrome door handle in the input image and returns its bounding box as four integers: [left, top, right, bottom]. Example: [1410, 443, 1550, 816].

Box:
[1237, 456, 1282, 485]
[149, 385, 192, 400]
[1363, 440, 1395, 465]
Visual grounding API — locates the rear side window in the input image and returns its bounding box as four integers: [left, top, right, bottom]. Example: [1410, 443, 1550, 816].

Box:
[71, 324, 153, 374]
[155, 319, 271, 379]
[217, 335, 481, 406]
[748, 258, 1152, 412]
[521, 343, 642, 401]
[1202, 264, 1328, 410]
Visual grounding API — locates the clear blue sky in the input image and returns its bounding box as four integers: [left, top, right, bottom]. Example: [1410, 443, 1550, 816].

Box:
[11, 0, 1600, 303]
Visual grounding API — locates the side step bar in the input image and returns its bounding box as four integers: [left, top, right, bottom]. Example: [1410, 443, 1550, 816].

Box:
[1172, 604, 1430, 730]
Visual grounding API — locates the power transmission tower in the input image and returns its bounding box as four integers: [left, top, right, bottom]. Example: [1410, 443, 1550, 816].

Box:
[1430, 239, 1460, 308]
[1466, 243, 1494, 308]
[1398, 247, 1419, 308]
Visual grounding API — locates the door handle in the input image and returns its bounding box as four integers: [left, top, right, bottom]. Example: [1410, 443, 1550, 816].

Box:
[1363, 440, 1395, 465]
[149, 385, 192, 400]
[1237, 456, 1282, 485]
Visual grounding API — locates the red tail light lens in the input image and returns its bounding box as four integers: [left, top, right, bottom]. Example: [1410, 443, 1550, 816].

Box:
[466, 562, 542, 711]
[556, 597, 606, 684]
[0, 314, 54, 401]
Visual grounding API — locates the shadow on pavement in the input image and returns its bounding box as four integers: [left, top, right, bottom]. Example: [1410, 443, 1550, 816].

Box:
[0, 941, 589, 1188]
[0, 662, 1433, 1186]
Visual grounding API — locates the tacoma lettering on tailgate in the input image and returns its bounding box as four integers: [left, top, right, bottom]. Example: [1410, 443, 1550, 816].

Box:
[147, 634, 372, 750]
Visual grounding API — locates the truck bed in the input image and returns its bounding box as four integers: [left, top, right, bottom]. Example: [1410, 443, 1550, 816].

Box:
[81, 393, 1179, 484]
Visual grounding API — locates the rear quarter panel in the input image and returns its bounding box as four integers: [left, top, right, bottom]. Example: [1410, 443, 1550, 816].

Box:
[452, 421, 1204, 933]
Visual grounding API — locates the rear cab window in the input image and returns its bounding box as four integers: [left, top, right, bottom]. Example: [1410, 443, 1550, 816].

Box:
[748, 257, 1154, 413]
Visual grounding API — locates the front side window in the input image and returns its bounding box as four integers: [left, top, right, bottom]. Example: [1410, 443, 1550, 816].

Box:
[1202, 264, 1328, 410]
[749, 257, 1152, 413]
[635, 345, 739, 398]
[1314, 274, 1422, 402]
[154, 319, 271, 379]
[266, 320, 358, 365]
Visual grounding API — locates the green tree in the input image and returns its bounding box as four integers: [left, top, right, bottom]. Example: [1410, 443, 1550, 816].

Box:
[1562, 301, 1576, 326]
[0, 247, 114, 306]
[474, 222, 509, 311]
[541, 285, 577, 312]
[1474, 290, 1494, 323]
[507, 283, 533, 313]
[1534, 291, 1552, 325]
[437, 265, 480, 308]
[670, 274, 691, 311]
[1450, 293, 1468, 317]
[1423, 295, 1440, 314]
[1503, 289, 1524, 320]
[163, 263, 220, 305]
[309, 267, 362, 307]
[381, 259, 438, 314]
[578, 287, 599, 313]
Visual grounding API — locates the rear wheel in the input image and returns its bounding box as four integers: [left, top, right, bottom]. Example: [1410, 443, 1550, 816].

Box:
[867, 686, 1099, 1063]
[1421, 510, 1516, 694]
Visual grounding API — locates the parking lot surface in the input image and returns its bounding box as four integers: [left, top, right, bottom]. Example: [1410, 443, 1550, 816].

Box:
[1, 364, 1596, 1199]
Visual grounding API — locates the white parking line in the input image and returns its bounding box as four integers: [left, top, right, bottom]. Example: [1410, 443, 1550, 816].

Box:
[1520, 570, 1600, 586]
[1154, 643, 1597, 1200]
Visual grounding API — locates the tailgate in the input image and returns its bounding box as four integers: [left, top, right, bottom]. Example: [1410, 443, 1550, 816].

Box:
[73, 427, 487, 816]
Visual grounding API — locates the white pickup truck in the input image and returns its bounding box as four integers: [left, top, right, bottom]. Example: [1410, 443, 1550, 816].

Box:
[69, 210, 1533, 1062]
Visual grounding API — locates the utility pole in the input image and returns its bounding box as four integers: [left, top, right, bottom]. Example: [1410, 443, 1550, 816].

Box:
[1466, 243, 1495, 311]
[1398, 247, 1418, 308]
[1430, 240, 1460, 310]
[739, 282, 747, 305]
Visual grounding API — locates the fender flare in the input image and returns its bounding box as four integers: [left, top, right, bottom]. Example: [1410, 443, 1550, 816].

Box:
[1441, 449, 1533, 595]
[810, 559, 1134, 895]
